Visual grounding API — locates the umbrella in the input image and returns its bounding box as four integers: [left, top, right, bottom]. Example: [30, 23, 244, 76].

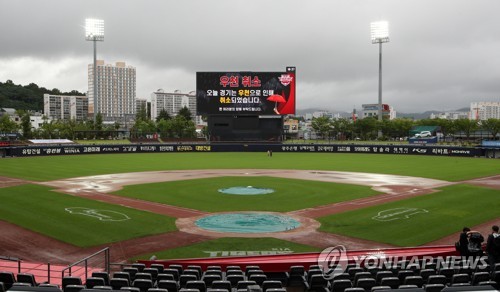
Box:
[267, 94, 286, 114]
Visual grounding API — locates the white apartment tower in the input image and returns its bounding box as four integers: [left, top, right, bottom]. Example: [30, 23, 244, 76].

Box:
[88, 60, 136, 122]
[43, 94, 89, 121]
[151, 89, 196, 121]
[470, 102, 500, 120]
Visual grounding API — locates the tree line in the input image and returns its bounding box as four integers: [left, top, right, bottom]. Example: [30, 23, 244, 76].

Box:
[0, 80, 85, 110]
[0, 106, 197, 141]
[309, 116, 500, 141]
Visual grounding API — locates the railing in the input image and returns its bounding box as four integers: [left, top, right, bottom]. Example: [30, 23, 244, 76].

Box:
[0, 255, 21, 273]
[0, 256, 52, 283]
[61, 247, 110, 281]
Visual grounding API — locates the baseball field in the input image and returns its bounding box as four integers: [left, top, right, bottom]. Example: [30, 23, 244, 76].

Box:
[0, 152, 498, 263]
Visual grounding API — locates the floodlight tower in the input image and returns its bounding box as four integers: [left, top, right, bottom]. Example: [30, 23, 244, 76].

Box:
[85, 18, 104, 122]
[370, 21, 389, 137]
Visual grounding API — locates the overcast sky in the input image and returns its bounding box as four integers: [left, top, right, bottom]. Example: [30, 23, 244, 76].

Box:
[1, 0, 499, 113]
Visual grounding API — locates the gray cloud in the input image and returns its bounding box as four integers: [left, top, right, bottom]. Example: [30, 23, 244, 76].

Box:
[1, 0, 499, 113]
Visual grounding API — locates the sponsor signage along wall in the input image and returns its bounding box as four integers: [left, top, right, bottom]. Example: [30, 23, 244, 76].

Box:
[196, 69, 296, 116]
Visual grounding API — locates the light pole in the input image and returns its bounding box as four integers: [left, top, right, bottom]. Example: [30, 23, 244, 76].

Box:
[85, 18, 104, 122]
[371, 21, 389, 137]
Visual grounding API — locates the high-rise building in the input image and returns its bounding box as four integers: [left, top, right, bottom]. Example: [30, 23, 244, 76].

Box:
[88, 60, 136, 122]
[361, 103, 396, 120]
[470, 102, 500, 120]
[151, 89, 196, 121]
[43, 94, 89, 121]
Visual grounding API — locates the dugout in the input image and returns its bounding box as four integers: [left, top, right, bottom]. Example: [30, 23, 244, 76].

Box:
[207, 115, 283, 142]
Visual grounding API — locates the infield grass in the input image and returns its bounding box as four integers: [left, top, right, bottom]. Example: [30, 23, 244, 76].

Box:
[318, 184, 500, 246]
[112, 176, 380, 212]
[0, 184, 177, 247]
[132, 237, 320, 260]
[0, 153, 498, 182]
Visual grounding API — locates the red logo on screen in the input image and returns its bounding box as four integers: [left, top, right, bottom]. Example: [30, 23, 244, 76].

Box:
[278, 74, 293, 86]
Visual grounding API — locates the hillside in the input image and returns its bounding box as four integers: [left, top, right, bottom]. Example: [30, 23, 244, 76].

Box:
[0, 80, 85, 111]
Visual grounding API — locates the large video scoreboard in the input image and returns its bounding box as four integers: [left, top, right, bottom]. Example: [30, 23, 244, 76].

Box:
[196, 67, 296, 116]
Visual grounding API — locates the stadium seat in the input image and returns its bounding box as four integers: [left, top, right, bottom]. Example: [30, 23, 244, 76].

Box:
[306, 269, 323, 282]
[157, 273, 175, 282]
[202, 274, 221, 287]
[403, 276, 423, 288]
[418, 269, 435, 282]
[0, 282, 4, 292]
[143, 268, 159, 281]
[226, 275, 245, 287]
[333, 273, 351, 281]
[437, 267, 454, 282]
[183, 269, 201, 280]
[113, 272, 132, 283]
[226, 266, 241, 271]
[92, 271, 110, 286]
[163, 268, 180, 281]
[110, 278, 130, 290]
[12, 283, 31, 287]
[226, 270, 244, 277]
[450, 273, 470, 285]
[65, 284, 86, 292]
[157, 280, 179, 292]
[397, 270, 414, 282]
[123, 268, 140, 281]
[93, 285, 112, 290]
[180, 275, 198, 288]
[62, 277, 83, 289]
[426, 275, 447, 286]
[86, 277, 106, 289]
[179, 289, 200, 292]
[17, 273, 38, 286]
[246, 270, 264, 278]
[353, 272, 372, 284]
[286, 266, 308, 289]
[0, 271, 16, 290]
[169, 265, 183, 275]
[150, 264, 165, 274]
[248, 274, 267, 286]
[132, 263, 146, 272]
[206, 289, 229, 292]
[186, 280, 207, 292]
[379, 277, 399, 289]
[471, 272, 490, 285]
[331, 279, 352, 292]
[132, 279, 154, 292]
[423, 283, 444, 292]
[397, 284, 418, 289]
[492, 271, 500, 283]
[148, 289, 168, 292]
[370, 285, 391, 291]
[264, 288, 286, 292]
[375, 271, 393, 285]
[187, 266, 203, 275]
[210, 281, 231, 291]
[135, 273, 153, 281]
[121, 287, 141, 292]
[260, 280, 281, 291]
[236, 280, 257, 291]
[344, 287, 365, 292]
[478, 281, 498, 289]
[355, 278, 376, 291]
[347, 267, 364, 279]
[207, 266, 222, 272]
[203, 270, 222, 278]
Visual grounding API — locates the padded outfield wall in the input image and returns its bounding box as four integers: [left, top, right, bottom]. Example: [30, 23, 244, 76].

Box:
[1, 143, 490, 157]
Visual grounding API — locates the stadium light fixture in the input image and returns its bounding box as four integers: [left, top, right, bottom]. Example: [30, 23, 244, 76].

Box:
[370, 21, 389, 137]
[85, 18, 104, 122]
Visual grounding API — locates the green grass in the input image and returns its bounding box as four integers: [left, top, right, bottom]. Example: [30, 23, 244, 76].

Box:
[112, 176, 380, 212]
[0, 184, 177, 247]
[1, 153, 498, 182]
[318, 184, 500, 246]
[132, 237, 320, 260]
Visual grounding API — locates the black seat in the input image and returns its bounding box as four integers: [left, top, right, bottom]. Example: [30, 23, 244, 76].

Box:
[472, 272, 490, 285]
[423, 283, 444, 292]
[180, 275, 199, 288]
[132, 263, 146, 272]
[248, 274, 267, 286]
[371, 285, 391, 291]
[113, 272, 132, 283]
[121, 286, 141, 292]
[85, 277, 105, 289]
[207, 266, 222, 272]
[202, 274, 221, 287]
[226, 275, 245, 287]
[355, 278, 376, 291]
[64, 284, 85, 292]
[133, 279, 153, 292]
[450, 273, 470, 285]
[163, 268, 180, 281]
[236, 280, 257, 291]
[143, 268, 159, 282]
[150, 264, 165, 274]
[17, 273, 38, 286]
[183, 269, 201, 280]
[157, 280, 179, 292]
[0, 271, 16, 290]
[308, 274, 330, 292]
[426, 275, 447, 286]
[375, 271, 393, 285]
[148, 289, 168, 292]
[123, 268, 139, 281]
[187, 266, 203, 276]
[287, 265, 307, 288]
[210, 281, 231, 291]
[186, 280, 207, 292]
[169, 265, 183, 275]
[418, 269, 435, 282]
[110, 278, 130, 290]
[331, 279, 352, 292]
[135, 273, 153, 281]
[353, 272, 372, 284]
[157, 273, 175, 282]
[379, 277, 399, 289]
[262, 280, 282, 292]
[93, 285, 112, 290]
[397, 270, 414, 283]
[92, 271, 110, 286]
[403, 276, 423, 288]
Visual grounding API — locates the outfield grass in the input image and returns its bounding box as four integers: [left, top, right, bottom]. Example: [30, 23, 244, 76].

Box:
[0, 184, 177, 247]
[132, 237, 320, 260]
[1, 153, 498, 182]
[112, 176, 380, 212]
[318, 184, 500, 246]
